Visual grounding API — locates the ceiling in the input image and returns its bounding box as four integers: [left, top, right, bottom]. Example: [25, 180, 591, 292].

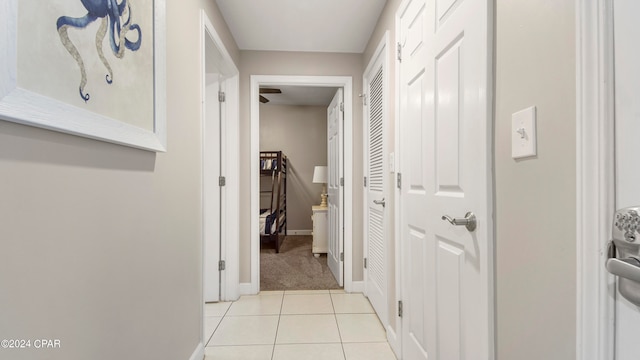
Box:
[260, 86, 339, 106]
[215, 0, 387, 53]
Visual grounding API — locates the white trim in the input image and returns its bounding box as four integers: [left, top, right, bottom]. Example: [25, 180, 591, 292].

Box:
[386, 325, 401, 359]
[0, 0, 167, 152]
[188, 342, 204, 360]
[239, 282, 253, 296]
[576, 0, 616, 359]
[394, 3, 405, 357]
[349, 281, 364, 293]
[362, 30, 390, 329]
[287, 230, 313, 236]
[250, 75, 354, 294]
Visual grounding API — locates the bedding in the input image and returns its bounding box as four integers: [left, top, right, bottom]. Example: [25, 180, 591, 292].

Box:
[260, 209, 280, 235]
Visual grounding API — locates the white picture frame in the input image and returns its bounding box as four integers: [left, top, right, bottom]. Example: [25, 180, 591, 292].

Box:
[0, 0, 166, 152]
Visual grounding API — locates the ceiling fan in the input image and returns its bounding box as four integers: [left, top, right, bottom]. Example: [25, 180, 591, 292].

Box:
[259, 88, 282, 103]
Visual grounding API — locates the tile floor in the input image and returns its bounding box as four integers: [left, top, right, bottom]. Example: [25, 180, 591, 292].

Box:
[204, 289, 398, 360]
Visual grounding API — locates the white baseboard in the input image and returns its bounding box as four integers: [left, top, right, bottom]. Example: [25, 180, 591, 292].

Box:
[386, 325, 401, 359]
[287, 229, 312, 235]
[349, 281, 364, 293]
[239, 282, 254, 295]
[189, 342, 204, 360]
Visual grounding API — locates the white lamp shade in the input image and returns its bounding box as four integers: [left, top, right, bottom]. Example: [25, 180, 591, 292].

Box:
[312, 166, 328, 183]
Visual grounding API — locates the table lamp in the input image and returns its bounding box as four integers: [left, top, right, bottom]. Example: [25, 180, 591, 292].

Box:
[312, 165, 328, 207]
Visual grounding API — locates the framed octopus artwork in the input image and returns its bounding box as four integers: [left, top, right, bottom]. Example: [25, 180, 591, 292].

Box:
[0, 0, 166, 152]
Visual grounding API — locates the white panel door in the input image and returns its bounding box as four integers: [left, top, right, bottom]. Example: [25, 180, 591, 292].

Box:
[397, 0, 493, 358]
[327, 89, 344, 286]
[613, 1, 640, 357]
[364, 53, 388, 323]
[204, 77, 221, 302]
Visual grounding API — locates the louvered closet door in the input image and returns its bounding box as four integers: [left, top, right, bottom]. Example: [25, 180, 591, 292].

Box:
[364, 52, 387, 325]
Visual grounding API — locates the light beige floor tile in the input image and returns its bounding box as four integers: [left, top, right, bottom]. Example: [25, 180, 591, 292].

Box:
[226, 294, 283, 316]
[209, 315, 279, 346]
[205, 345, 273, 360]
[331, 293, 375, 314]
[273, 343, 346, 360]
[329, 289, 346, 294]
[276, 314, 341, 344]
[336, 314, 387, 343]
[343, 342, 397, 360]
[281, 294, 334, 314]
[259, 290, 285, 295]
[285, 289, 330, 295]
[204, 316, 223, 346]
[205, 302, 232, 317]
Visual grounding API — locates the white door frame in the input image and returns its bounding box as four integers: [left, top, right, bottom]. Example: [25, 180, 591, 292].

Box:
[362, 30, 390, 327]
[200, 9, 240, 303]
[250, 75, 354, 293]
[575, 0, 616, 359]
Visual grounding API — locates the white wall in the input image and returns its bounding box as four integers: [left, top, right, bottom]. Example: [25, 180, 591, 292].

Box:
[0, 1, 239, 359]
[495, 0, 577, 359]
[260, 104, 328, 231]
[239, 51, 364, 283]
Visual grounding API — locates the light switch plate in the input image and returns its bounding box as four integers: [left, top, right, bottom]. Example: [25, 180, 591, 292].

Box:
[511, 106, 537, 159]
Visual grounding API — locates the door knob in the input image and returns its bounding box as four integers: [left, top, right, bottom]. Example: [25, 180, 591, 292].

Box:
[441, 212, 476, 232]
[373, 198, 386, 207]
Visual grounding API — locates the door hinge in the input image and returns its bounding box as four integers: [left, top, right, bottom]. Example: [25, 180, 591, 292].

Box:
[218, 260, 226, 271]
[219, 176, 226, 187]
[340, 252, 344, 262]
[364, 257, 368, 269]
[218, 91, 226, 102]
[397, 172, 402, 189]
[340, 102, 344, 112]
[398, 300, 403, 317]
[340, 177, 344, 186]
[364, 176, 367, 187]
[397, 42, 402, 62]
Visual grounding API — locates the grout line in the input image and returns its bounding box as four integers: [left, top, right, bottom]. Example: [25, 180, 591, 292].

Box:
[270, 292, 286, 360]
[329, 291, 348, 360]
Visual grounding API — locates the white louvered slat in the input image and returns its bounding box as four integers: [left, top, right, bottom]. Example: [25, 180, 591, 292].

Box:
[369, 65, 384, 192]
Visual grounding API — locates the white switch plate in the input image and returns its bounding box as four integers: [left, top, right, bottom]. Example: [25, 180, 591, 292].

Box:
[511, 106, 537, 159]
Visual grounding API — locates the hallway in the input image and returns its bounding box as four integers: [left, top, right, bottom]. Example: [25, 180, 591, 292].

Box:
[204, 290, 397, 360]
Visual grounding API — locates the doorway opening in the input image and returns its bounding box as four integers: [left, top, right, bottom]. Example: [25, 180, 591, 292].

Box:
[250, 75, 355, 294]
[257, 85, 340, 291]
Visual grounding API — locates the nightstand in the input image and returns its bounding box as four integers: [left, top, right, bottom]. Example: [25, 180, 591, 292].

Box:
[311, 205, 328, 257]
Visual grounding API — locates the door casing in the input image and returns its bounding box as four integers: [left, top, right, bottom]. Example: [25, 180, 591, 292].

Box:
[575, 1, 616, 359]
[200, 10, 240, 302]
[249, 75, 355, 294]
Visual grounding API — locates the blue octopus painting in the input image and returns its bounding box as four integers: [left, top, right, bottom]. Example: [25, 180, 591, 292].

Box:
[56, 0, 142, 102]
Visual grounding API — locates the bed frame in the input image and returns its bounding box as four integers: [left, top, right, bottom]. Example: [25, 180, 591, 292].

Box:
[260, 151, 287, 252]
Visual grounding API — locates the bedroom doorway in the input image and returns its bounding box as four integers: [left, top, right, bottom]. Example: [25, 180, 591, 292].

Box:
[250, 75, 354, 294]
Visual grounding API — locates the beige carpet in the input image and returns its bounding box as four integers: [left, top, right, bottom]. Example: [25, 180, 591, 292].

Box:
[260, 235, 342, 291]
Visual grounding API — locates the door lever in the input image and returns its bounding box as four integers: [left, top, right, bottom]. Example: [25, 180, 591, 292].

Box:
[441, 212, 477, 232]
[373, 198, 386, 207]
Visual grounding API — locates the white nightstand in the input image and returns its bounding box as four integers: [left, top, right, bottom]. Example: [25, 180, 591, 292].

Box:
[311, 205, 328, 257]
